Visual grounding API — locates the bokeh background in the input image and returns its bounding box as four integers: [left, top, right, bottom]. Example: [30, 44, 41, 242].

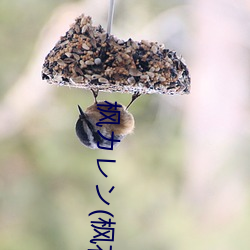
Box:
[1, 0, 250, 249]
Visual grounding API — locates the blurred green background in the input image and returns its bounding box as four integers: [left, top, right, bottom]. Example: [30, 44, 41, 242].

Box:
[1, 0, 250, 249]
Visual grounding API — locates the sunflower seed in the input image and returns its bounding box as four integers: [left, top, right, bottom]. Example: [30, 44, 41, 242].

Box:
[98, 77, 109, 84]
[128, 77, 135, 84]
[85, 60, 94, 65]
[129, 68, 142, 77]
[75, 24, 80, 34]
[132, 41, 139, 50]
[73, 53, 80, 60]
[65, 52, 72, 58]
[59, 40, 69, 47]
[140, 75, 149, 82]
[151, 45, 158, 54]
[141, 40, 150, 47]
[74, 66, 83, 75]
[92, 74, 101, 79]
[57, 59, 67, 66]
[147, 72, 155, 78]
[82, 43, 90, 50]
[118, 39, 125, 45]
[63, 58, 75, 64]
[72, 76, 84, 83]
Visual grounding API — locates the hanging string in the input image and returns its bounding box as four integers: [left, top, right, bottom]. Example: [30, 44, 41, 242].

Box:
[107, 0, 115, 35]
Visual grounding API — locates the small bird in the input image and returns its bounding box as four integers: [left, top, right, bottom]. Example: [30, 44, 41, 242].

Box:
[75, 90, 135, 149]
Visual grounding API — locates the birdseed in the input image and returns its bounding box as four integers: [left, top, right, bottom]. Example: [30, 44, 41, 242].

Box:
[42, 14, 190, 95]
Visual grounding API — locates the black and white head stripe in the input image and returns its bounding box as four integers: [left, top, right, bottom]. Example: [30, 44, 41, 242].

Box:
[75, 105, 123, 149]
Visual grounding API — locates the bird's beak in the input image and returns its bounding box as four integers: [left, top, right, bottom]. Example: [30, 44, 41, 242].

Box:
[77, 105, 86, 118]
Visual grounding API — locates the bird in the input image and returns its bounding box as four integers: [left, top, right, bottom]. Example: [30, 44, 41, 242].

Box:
[75, 90, 135, 149]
